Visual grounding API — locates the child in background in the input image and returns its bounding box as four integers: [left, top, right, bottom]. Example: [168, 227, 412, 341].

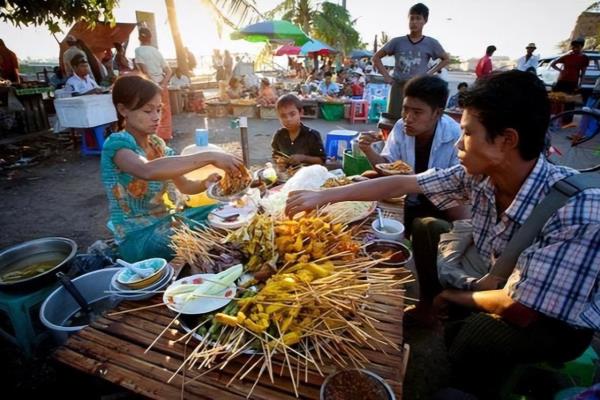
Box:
[271, 94, 325, 170]
[256, 78, 277, 106]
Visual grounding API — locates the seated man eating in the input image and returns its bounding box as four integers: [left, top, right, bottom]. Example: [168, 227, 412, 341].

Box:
[285, 71, 599, 399]
[359, 75, 467, 237]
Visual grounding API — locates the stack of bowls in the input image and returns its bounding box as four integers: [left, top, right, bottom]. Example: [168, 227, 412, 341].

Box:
[109, 258, 174, 301]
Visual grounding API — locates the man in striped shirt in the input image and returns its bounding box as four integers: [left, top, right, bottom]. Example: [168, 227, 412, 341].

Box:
[285, 70, 599, 397]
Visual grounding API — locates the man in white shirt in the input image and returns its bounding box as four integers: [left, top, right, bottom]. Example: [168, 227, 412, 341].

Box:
[135, 27, 173, 140]
[65, 54, 102, 95]
[515, 43, 539, 73]
[169, 68, 191, 89]
[62, 35, 86, 77]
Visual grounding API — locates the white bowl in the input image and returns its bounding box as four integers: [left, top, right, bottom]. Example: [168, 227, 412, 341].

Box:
[371, 218, 405, 241]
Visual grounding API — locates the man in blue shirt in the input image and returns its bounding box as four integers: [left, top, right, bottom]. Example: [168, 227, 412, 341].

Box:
[317, 71, 339, 96]
[359, 75, 467, 234]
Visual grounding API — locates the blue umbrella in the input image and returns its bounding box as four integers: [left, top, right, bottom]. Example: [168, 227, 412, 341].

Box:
[300, 39, 337, 56]
[350, 49, 373, 59]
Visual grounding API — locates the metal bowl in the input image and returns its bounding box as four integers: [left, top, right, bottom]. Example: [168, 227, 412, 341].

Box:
[0, 237, 77, 291]
[320, 368, 395, 400]
[206, 181, 251, 203]
[363, 239, 412, 267]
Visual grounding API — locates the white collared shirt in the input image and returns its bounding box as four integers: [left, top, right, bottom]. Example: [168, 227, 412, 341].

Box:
[65, 74, 99, 93]
[516, 54, 539, 72]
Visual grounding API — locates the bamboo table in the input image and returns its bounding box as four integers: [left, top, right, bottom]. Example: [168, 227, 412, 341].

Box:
[53, 203, 408, 399]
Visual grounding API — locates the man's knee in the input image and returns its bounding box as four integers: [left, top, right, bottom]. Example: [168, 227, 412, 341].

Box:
[412, 217, 451, 238]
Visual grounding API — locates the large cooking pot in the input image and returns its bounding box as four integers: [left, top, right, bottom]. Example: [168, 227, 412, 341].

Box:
[0, 237, 77, 291]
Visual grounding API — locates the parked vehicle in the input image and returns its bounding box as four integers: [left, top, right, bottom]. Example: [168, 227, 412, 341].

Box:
[536, 51, 600, 94]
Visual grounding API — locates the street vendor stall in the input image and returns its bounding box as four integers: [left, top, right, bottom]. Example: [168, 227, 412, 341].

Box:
[50, 167, 411, 399]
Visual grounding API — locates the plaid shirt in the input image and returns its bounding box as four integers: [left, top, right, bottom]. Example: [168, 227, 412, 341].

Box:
[417, 157, 600, 329]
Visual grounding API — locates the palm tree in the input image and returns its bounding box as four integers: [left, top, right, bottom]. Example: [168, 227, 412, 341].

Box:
[312, 2, 362, 55]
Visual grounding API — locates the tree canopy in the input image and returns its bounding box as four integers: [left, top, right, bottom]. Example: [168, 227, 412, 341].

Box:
[0, 0, 118, 33]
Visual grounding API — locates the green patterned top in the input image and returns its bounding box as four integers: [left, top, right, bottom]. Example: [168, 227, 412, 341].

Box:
[100, 131, 175, 241]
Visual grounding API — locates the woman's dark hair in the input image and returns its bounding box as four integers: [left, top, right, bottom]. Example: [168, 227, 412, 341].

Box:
[112, 75, 161, 130]
[461, 70, 550, 161]
[404, 75, 449, 110]
[276, 93, 303, 111]
[486, 45, 497, 55]
[113, 42, 123, 52]
[409, 3, 429, 20]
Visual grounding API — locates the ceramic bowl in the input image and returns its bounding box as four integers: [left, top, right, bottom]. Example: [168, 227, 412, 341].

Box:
[116, 258, 167, 289]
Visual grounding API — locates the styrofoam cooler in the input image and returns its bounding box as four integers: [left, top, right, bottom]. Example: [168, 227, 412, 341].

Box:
[54, 94, 118, 128]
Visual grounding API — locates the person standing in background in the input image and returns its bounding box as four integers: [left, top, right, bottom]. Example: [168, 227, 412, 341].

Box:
[475, 45, 496, 79]
[135, 27, 173, 141]
[550, 37, 589, 127]
[371, 3, 449, 119]
[516, 43, 539, 73]
[62, 35, 86, 77]
[224, 50, 233, 80]
[113, 42, 133, 74]
[0, 39, 20, 83]
[185, 47, 197, 75]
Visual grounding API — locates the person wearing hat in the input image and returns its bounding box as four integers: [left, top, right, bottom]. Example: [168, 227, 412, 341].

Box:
[62, 35, 87, 77]
[516, 43, 539, 73]
[550, 37, 589, 126]
[134, 26, 173, 141]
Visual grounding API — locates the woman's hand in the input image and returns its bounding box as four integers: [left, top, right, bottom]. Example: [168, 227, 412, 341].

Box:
[202, 173, 222, 191]
[209, 152, 245, 176]
[285, 190, 328, 217]
[288, 154, 306, 165]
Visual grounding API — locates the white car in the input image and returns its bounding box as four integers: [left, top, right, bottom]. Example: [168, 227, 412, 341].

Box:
[536, 51, 600, 93]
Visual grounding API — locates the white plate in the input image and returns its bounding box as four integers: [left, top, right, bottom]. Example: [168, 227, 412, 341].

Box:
[110, 264, 174, 300]
[207, 202, 257, 230]
[163, 273, 236, 315]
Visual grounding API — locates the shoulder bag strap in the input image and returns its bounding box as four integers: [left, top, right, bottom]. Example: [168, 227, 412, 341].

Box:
[490, 173, 600, 280]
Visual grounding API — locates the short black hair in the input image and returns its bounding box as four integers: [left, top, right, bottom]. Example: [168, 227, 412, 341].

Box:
[404, 75, 449, 110]
[461, 70, 549, 161]
[324, 71, 333, 78]
[276, 93, 303, 111]
[486, 45, 497, 55]
[409, 3, 429, 20]
[70, 54, 88, 68]
[457, 82, 468, 90]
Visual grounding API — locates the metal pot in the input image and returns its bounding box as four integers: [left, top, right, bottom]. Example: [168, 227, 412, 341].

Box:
[0, 237, 77, 291]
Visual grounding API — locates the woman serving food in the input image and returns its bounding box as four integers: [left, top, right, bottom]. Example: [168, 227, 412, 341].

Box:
[101, 75, 244, 262]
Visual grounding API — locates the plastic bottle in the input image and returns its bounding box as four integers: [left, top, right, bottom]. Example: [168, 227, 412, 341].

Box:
[181, 129, 224, 207]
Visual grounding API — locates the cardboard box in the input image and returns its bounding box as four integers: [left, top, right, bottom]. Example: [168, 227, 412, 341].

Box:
[232, 104, 257, 118]
[54, 94, 117, 128]
[259, 106, 278, 119]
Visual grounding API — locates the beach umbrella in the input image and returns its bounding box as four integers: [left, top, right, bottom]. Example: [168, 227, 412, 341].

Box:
[350, 49, 373, 59]
[274, 44, 301, 56]
[231, 20, 310, 45]
[300, 39, 337, 56]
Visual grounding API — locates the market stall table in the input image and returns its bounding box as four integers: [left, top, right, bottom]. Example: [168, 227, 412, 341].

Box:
[52, 204, 409, 399]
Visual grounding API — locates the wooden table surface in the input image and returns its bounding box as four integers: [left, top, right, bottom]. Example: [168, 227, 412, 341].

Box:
[53, 203, 408, 399]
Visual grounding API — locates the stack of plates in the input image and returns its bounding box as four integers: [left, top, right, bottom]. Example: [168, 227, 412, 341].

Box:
[109, 263, 175, 301]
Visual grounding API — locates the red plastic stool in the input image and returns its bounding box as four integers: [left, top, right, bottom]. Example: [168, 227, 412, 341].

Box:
[349, 99, 368, 123]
